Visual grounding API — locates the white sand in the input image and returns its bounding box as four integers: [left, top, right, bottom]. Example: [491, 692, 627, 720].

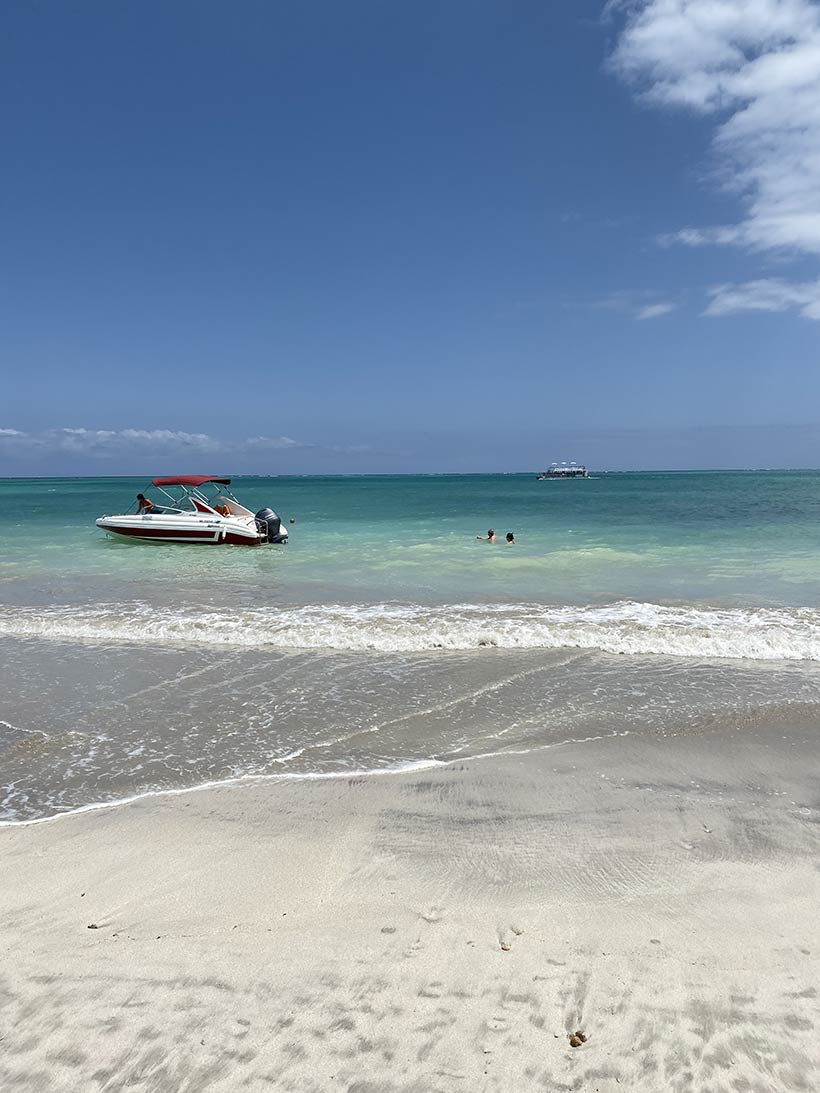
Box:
[2, 723, 819, 1092]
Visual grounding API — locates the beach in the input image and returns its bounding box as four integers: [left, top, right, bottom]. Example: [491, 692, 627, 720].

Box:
[3, 472, 820, 1090]
[3, 713, 820, 1092]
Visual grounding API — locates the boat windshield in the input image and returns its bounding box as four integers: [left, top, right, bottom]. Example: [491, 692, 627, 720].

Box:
[134, 482, 244, 514]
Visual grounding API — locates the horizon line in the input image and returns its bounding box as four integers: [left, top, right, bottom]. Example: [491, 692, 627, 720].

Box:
[3, 466, 820, 481]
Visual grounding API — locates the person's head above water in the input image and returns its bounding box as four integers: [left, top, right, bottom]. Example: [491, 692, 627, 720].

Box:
[487, 529, 495, 538]
[506, 532, 515, 543]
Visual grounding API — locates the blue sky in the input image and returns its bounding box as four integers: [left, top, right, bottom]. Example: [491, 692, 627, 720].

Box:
[2, 0, 819, 474]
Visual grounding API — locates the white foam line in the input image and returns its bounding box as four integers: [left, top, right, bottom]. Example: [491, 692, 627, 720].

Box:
[0, 759, 446, 829]
[4, 598, 820, 659]
[467, 729, 634, 764]
[0, 731, 633, 830]
[0, 719, 48, 739]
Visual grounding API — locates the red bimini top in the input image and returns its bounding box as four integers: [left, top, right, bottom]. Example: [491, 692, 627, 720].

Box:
[151, 476, 232, 487]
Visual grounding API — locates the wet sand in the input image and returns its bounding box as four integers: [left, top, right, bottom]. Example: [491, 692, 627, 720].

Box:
[1, 720, 819, 1092]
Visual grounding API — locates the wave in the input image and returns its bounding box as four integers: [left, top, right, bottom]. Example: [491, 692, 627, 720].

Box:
[1, 600, 820, 661]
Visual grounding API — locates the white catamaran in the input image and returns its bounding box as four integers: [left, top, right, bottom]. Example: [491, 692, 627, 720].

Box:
[536, 462, 589, 480]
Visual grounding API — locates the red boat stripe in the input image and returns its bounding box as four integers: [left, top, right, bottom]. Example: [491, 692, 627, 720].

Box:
[101, 525, 260, 545]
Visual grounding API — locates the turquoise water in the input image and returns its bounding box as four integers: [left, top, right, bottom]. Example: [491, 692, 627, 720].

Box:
[3, 471, 820, 612]
[4, 471, 820, 821]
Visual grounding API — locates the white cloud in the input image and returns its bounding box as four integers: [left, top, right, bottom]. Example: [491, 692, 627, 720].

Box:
[593, 291, 678, 318]
[38, 428, 224, 454]
[0, 427, 387, 463]
[609, 0, 820, 256]
[0, 427, 235, 457]
[635, 300, 677, 319]
[0, 427, 392, 462]
[658, 225, 744, 247]
[704, 276, 820, 317]
[245, 435, 300, 449]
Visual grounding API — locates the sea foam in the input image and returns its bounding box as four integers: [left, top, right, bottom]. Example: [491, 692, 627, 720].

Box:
[1, 600, 819, 661]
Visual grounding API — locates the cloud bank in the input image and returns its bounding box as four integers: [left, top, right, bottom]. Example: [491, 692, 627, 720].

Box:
[0, 427, 364, 463]
[609, 0, 820, 257]
[0, 427, 299, 456]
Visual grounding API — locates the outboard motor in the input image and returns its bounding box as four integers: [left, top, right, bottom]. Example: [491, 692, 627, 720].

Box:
[255, 508, 288, 544]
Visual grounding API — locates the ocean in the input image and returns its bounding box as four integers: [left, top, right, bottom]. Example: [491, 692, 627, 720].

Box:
[2, 470, 820, 823]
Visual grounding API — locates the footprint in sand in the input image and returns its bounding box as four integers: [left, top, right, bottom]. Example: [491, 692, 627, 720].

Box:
[419, 905, 444, 924]
[403, 937, 424, 959]
[498, 924, 524, 951]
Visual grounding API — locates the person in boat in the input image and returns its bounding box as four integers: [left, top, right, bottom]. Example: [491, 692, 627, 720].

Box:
[214, 503, 231, 517]
[476, 528, 497, 542]
[136, 493, 156, 514]
[506, 532, 515, 544]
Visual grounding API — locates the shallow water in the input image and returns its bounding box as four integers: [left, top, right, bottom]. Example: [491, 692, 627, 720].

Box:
[2, 471, 820, 821]
[4, 471, 820, 610]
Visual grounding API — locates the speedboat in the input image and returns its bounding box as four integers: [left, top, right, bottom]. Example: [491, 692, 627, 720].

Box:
[96, 476, 288, 545]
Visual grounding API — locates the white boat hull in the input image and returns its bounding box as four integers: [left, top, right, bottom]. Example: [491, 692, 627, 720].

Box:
[95, 513, 270, 545]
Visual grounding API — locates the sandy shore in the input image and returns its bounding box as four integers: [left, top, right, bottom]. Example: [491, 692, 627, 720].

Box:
[2, 720, 819, 1092]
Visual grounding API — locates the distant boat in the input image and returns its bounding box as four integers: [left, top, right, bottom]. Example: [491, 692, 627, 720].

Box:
[536, 462, 589, 480]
